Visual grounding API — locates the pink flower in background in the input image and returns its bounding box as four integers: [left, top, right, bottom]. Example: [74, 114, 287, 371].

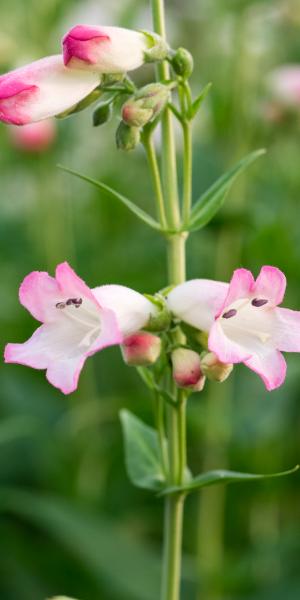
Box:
[62, 25, 148, 73]
[5, 263, 156, 394]
[268, 65, 300, 108]
[9, 119, 56, 152]
[168, 266, 300, 391]
[0, 55, 100, 125]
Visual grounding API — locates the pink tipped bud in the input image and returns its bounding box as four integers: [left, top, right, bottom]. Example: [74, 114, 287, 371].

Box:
[9, 119, 56, 152]
[122, 83, 170, 127]
[121, 332, 161, 366]
[171, 348, 205, 391]
[200, 352, 233, 383]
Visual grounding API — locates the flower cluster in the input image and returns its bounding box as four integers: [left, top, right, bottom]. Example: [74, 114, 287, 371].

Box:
[0, 26, 165, 125]
[5, 263, 300, 394]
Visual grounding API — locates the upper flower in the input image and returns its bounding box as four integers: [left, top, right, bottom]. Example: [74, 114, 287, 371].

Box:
[4, 262, 156, 394]
[268, 65, 300, 109]
[62, 25, 149, 74]
[0, 55, 100, 125]
[167, 266, 300, 391]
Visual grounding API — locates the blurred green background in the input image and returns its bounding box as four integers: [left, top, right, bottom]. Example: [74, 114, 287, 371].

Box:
[0, 0, 299, 598]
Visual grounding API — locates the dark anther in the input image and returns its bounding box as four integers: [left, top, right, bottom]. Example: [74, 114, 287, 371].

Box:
[66, 298, 83, 307]
[251, 298, 268, 307]
[56, 302, 66, 309]
[222, 309, 237, 319]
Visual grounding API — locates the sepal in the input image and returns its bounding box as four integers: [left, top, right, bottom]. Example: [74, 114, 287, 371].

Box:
[141, 30, 169, 62]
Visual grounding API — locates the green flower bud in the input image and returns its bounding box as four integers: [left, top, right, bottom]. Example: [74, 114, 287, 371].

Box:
[142, 31, 169, 62]
[200, 352, 233, 383]
[93, 100, 113, 126]
[116, 121, 140, 151]
[144, 293, 171, 332]
[122, 83, 170, 127]
[171, 47, 194, 79]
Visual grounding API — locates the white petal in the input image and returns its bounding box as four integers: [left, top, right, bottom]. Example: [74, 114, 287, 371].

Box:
[167, 279, 228, 331]
[92, 285, 156, 335]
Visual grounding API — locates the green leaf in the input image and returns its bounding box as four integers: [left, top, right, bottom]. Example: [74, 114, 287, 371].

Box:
[0, 488, 161, 600]
[186, 149, 266, 232]
[58, 165, 161, 231]
[120, 409, 166, 491]
[160, 465, 299, 496]
[93, 100, 113, 126]
[187, 82, 212, 120]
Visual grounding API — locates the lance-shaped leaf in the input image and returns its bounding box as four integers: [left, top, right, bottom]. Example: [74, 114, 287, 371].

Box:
[58, 165, 161, 231]
[160, 465, 299, 496]
[187, 82, 212, 120]
[185, 149, 265, 232]
[120, 409, 166, 491]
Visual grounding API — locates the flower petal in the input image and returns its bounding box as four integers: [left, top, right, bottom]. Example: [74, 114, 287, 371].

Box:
[273, 307, 300, 352]
[217, 268, 254, 316]
[92, 285, 155, 336]
[208, 321, 252, 363]
[167, 279, 228, 331]
[0, 55, 100, 125]
[62, 25, 148, 73]
[244, 349, 287, 391]
[56, 262, 100, 308]
[46, 355, 86, 394]
[254, 266, 286, 306]
[19, 271, 61, 323]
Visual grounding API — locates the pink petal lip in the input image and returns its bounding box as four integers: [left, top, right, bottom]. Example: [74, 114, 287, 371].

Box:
[63, 25, 110, 66]
[216, 268, 255, 318]
[254, 265, 286, 306]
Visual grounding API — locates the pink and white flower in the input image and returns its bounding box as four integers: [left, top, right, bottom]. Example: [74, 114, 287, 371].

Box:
[0, 55, 100, 125]
[62, 25, 148, 74]
[268, 65, 300, 108]
[167, 266, 300, 391]
[4, 262, 156, 394]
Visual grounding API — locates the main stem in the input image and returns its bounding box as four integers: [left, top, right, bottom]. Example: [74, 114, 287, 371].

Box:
[151, 2, 188, 599]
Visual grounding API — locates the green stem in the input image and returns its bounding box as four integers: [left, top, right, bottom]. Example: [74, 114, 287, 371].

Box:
[151, 3, 190, 599]
[151, 0, 181, 232]
[182, 121, 192, 224]
[155, 391, 169, 476]
[143, 134, 168, 229]
[178, 84, 192, 224]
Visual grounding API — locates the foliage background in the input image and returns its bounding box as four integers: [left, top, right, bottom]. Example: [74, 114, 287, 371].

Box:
[0, 0, 299, 598]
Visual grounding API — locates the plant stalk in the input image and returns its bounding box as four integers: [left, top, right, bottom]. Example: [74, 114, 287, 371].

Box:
[151, 7, 188, 600]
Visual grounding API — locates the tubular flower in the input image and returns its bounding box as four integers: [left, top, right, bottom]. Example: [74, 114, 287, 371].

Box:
[4, 262, 157, 394]
[0, 55, 100, 125]
[167, 266, 300, 391]
[62, 25, 149, 74]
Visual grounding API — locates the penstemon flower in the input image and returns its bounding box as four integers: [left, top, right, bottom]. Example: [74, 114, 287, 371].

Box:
[62, 25, 150, 74]
[4, 262, 157, 394]
[0, 55, 100, 125]
[167, 266, 300, 391]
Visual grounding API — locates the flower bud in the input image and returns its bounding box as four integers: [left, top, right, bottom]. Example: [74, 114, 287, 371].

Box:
[171, 47, 194, 79]
[142, 31, 169, 62]
[200, 352, 233, 383]
[144, 293, 171, 332]
[122, 83, 170, 127]
[121, 332, 161, 366]
[171, 348, 205, 391]
[116, 121, 140, 151]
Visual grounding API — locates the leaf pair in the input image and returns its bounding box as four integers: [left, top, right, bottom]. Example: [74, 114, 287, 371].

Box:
[120, 410, 299, 494]
[59, 148, 265, 234]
